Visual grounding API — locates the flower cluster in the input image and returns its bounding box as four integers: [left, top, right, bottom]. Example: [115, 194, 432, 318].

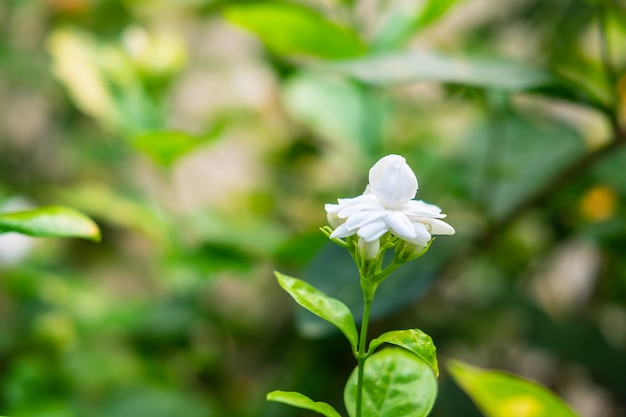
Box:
[325, 155, 454, 259]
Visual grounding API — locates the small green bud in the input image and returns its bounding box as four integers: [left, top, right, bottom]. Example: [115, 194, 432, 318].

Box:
[395, 239, 433, 264]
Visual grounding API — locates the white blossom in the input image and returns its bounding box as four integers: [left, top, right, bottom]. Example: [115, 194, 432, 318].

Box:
[325, 155, 455, 250]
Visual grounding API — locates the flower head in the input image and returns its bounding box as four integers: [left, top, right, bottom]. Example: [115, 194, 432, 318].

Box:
[325, 155, 454, 252]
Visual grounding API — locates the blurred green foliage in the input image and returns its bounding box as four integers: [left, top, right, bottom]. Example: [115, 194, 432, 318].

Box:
[1, 0, 625, 416]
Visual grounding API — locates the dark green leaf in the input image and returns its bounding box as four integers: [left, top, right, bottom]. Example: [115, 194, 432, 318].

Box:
[0, 206, 100, 241]
[321, 50, 554, 91]
[344, 348, 438, 417]
[276, 272, 358, 350]
[224, 2, 366, 59]
[368, 329, 438, 377]
[267, 390, 343, 417]
[448, 360, 580, 417]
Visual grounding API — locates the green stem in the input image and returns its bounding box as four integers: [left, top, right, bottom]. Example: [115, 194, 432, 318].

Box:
[597, 0, 617, 105]
[355, 294, 373, 417]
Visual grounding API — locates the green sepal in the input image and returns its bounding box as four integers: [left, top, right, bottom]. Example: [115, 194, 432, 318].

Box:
[267, 390, 342, 417]
[0, 206, 100, 241]
[448, 360, 581, 417]
[368, 329, 439, 377]
[344, 348, 437, 417]
[275, 272, 358, 351]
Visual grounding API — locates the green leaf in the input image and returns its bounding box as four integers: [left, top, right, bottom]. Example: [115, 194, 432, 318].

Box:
[0, 206, 100, 241]
[448, 360, 581, 417]
[282, 72, 388, 153]
[368, 329, 438, 377]
[224, 2, 366, 59]
[372, 0, 461, 50]
[321, 50, 554, 91]
[275, 272, 358, 350]
[267, 390, 343, 417]
[131, 129, 220, 167]
[344, 348, 438, 417]
[466, 112, 586, 221]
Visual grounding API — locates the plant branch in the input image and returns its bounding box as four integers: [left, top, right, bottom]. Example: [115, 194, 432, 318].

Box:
[597, 0, 617, 104]
[474, 120, 625, 251]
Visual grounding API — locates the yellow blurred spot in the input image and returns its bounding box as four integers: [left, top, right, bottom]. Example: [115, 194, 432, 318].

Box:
[499, 395, 543, 417]
[122, 25, 187, 78]
[580, 185, 618, 222]
[34, 311, 77, 351]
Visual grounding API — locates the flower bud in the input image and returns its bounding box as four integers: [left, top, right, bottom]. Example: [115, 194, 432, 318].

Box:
[395, 239, 431, 264]
[358, 237, 380, 260]
[327, 212, 345, 229]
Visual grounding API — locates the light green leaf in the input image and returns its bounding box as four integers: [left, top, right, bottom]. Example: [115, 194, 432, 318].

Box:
[131, 129, 220, 167]
[321, 50, 554, 91]
[0, 206, 100, 241]
[55, 183, 166, 244]
[448, 360, 581, 417]
[267, 390, 342, 417]
[282, 72, 388, 152]
[372, 0, 461, 50]
[224, 3, 366, 59]
[275, 272, 358, 350]
[344, 348, 437, 417]
[368, 329, 438, 377]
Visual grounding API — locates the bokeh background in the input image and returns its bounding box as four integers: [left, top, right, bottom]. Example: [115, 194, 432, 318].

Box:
[1, 0, 625, 416]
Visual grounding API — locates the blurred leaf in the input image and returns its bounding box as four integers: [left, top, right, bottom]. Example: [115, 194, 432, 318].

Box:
[276, 272, 358, 350]
[94, 387, 211, 417]
[522, 303, 626, 393]
[448, 360, 580, 417]
[344, 348, 438, 417]
[320, 50, 555, 91]
[131, 129, 221, 167]
[48, 27, 172, 137]
[224, 2, 366, 59]
[48, 28, 120, 129]
[0, 206, 100, 241]
[466, 113, 586, 221]
[373, 0, 461, 50]
[188, 209, 287, 258]
[56, 184, 167, 244]
[368, 329, 439, 377]
[282, 72, 388, 153]
[267, 390, 343, 417]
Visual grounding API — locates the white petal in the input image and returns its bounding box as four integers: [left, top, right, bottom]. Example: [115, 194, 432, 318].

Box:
[405, 222, 431, 246]
[327, 212, 345, 228]
[338, 201, 384, 218]
[325, 203, 341, 214]
[345, 209, 388, 229]
[385, 211, 417, 240]
[330, 222, 356, 239]
[357, 219, 389, 242]
[427, 218, 455, 235]
[337, 193, 378, 206]
[403, 200, 444, 217]
[369, 155, 418, 209]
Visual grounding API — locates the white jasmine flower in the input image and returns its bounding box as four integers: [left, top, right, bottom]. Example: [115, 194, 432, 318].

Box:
[325, 155, 455, 249]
